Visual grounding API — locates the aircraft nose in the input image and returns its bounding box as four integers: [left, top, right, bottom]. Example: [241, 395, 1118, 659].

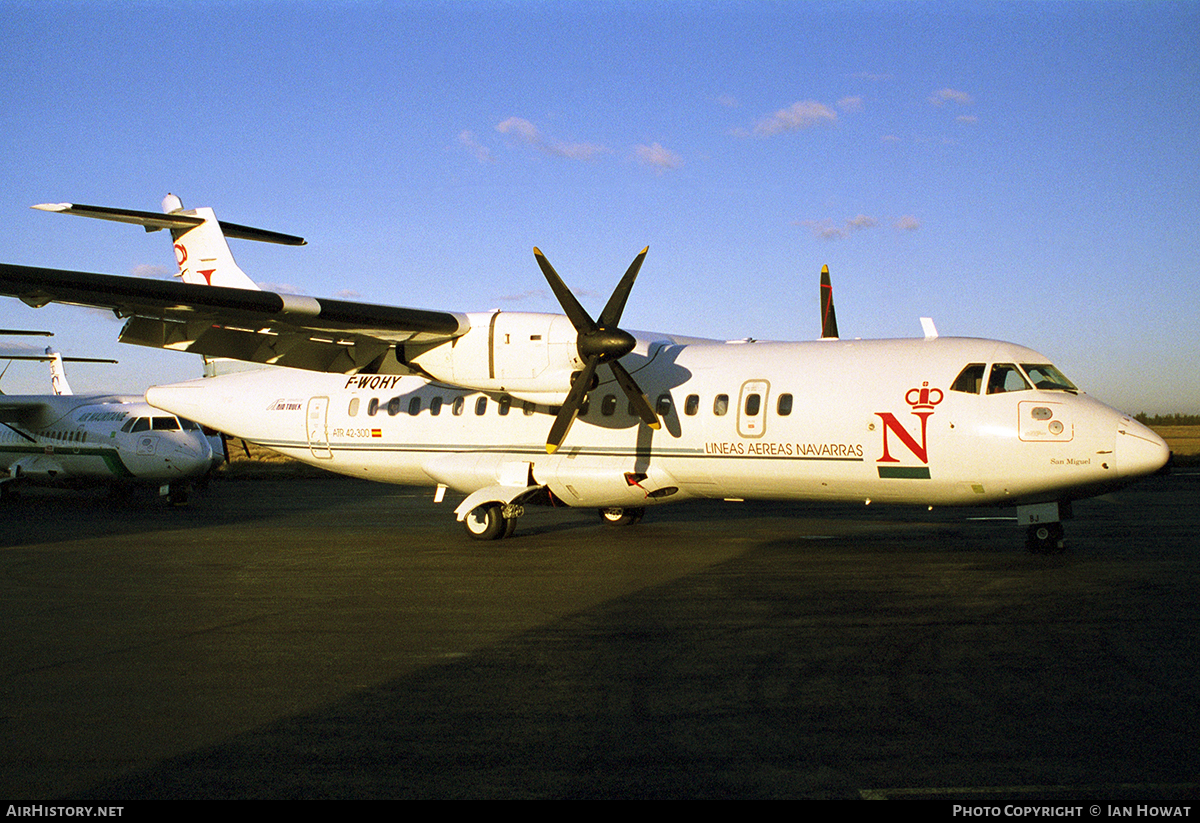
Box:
[1115, 417, 1170, 478]
[169, 435, 214, 476]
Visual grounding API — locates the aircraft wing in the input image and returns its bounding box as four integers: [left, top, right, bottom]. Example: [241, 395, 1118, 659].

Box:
[0, 263, 471, 374]
[0, 397, 59, 429]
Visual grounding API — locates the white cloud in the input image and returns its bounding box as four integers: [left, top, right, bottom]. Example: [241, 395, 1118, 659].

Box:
[929, 88, 974, 107]
[716, 94, 738, 108]
[797, 214, 878, 240]
[634, 142, 682, 172]
[458, 130, 494, 164]
[751, 101, 837, 136]
[496, 117, 610, 161]
[131, 263, 174, 280]
[837, 96, 864, 112]
[895, 216, 921, 232]
[257, 281, 302, 294]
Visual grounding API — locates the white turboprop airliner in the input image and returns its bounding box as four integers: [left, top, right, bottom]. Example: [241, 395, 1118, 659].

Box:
[0, 333, 215, 503]
[0, 196, 1169, 550]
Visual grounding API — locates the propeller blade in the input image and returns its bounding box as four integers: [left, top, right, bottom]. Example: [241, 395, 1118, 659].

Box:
[546, 357, 600, 454]
[534, 247, 596, 333]
[609, 359, 660, 430]
[598, 246, 648, 328]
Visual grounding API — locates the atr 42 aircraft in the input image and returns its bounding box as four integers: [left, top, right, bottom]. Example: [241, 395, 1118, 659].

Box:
[0, 196, 1169, 550]
[0, 332, 215, 503]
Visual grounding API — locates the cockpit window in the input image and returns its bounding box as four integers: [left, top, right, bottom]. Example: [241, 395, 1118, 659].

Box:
[950, 363, 986, 394]
[1020, 364, 1078, 392]
[151, 416, 180, 431]
[987, 363, 1031, 394]
[178, 418, 201, 431]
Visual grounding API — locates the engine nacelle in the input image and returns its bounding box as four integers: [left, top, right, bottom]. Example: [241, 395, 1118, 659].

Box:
[405, 312, 582, 404]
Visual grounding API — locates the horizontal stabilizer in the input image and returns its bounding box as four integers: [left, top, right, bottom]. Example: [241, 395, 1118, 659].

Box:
[2, 355, 117, 363]
[32, 203, 306, 246]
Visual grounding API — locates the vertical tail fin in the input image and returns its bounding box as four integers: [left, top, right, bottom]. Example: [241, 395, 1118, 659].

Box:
[162, 194, 260, 290]
[820, 265, 839, 339]
[47, 348, 73, 395]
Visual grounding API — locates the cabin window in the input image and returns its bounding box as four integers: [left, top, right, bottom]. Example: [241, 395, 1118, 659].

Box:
[452, 396, 465, 416]
[777, 393, 793, 416]
[523, 401, 536, 416]
[601, 394, 618, 416]
[387, 396, 402, 416]
[951, 363, 986, 394]
[684, 394, 699, 416]
[367, 398, 380, 416]
[987, 363, 1031, 394]
[475, 397, 488, 415]
[744, 393, 761, 417]
[430, 397, 443, 416]
[348, 398, 360, 417]
[498, 395, 511, 416]
[1020, 364, 1077, 392]
[408, 397, 422, 415]
[656, 394, 673, 416]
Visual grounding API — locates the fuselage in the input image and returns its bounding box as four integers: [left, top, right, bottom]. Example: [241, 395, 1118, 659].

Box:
[144, 334, 1169, 512]
[0, 394, 214, 488]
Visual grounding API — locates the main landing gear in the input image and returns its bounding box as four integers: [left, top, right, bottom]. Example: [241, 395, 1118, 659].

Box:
[462, 503, 648, 540]
[599, 506, 644, 526]
[462, 502, 521, 540]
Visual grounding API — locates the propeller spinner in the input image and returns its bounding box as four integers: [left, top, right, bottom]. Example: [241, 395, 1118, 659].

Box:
[534, 247, 661, 454]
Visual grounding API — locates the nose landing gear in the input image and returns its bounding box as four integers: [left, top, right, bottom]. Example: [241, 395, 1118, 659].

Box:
[1026, 521, 1065, 554]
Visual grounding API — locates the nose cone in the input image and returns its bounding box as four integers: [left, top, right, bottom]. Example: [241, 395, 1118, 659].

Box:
[167, 433, 214, 477]
[1116, 416, 1170, 479]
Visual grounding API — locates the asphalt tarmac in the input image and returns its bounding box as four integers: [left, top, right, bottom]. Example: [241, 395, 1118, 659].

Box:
[1, 469, 1197, 800]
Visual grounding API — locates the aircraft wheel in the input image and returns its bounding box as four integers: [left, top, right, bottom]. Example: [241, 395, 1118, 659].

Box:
[1026, 522, 1065, 554]
[599, 506, 645, 527]
[464, 503, 506, 540]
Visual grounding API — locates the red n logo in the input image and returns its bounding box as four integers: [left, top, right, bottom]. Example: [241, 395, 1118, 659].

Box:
[876, 411, 933, 464]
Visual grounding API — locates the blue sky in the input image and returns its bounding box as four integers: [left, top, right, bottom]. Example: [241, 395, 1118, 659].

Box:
[1, 1, 1196, 414]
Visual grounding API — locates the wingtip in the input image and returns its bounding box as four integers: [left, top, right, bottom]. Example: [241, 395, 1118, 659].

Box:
[32, 203, 70, 213]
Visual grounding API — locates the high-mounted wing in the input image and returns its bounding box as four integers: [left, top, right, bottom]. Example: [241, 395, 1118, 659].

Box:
[0, 263, 470, 374]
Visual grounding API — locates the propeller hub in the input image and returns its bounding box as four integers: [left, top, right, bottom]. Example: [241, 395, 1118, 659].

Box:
[578, 328, 636, 362]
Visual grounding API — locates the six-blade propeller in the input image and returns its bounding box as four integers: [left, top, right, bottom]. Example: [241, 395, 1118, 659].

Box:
[533, 246, 661, 454]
